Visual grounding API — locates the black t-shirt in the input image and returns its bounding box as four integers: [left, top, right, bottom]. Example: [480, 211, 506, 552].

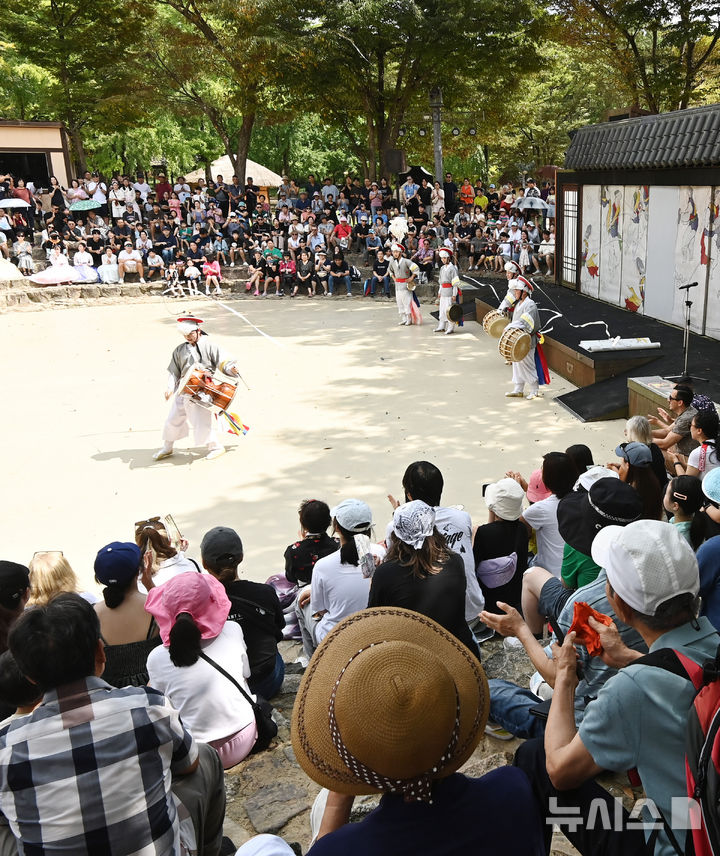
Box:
[472, 519, 528, 614]
[354, 223, 370, 240]
[284, 533, 339, 586]
[443, 181, 458, 204]
[373, 258, 390, 277]
[87, 236, 105, 263]
[369, 553, 480, 659]
[225, 579, 285, 680]
[418, 185, 432, 206]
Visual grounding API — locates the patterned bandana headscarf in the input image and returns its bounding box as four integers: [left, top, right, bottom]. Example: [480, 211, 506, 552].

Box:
[393, 500, 435, 550]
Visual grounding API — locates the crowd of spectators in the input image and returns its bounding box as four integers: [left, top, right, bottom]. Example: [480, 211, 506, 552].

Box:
[0, 377, 719, 853]
[0, 170, 555, 294]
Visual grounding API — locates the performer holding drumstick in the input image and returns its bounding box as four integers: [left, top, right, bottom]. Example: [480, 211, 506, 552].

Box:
[504, 277, 544, 401]
[153, 315, 240, 461]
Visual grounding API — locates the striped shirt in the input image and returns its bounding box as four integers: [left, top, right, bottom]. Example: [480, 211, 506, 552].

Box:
[0, 677, 198, 855]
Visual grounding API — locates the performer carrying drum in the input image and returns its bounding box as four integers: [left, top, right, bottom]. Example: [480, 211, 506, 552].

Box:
[153, 315, 240, 461]
[434, 248, 461, 335]
[504, 277, 544, 401]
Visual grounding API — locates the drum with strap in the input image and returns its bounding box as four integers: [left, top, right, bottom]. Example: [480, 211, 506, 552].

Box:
[178, 366, 238, 412]
[482, 309, 509, 339]
[498, 327, 531, 362]
[447, 303, 464, 323]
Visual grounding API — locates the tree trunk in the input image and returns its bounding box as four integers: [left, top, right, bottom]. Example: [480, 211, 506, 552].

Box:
[67, 124, 87, 176]
[230, 113, 255, 184]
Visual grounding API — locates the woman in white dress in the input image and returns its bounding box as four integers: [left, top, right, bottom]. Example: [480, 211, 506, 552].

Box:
[431, 181, 445, 217]
[29, 247, 81, 285]
[108, 180, 126, 222]
[98, 246, 120, 283]
[72, 241, 99, 282]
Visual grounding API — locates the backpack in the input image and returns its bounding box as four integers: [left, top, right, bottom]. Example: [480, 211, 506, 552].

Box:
[638, 642, 720, 855]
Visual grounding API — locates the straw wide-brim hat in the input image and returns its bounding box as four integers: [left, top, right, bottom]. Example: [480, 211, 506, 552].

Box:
[291, 607, 489, 796]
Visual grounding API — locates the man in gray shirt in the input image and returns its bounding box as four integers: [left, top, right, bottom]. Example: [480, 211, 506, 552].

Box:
[649, 384, 698, 469]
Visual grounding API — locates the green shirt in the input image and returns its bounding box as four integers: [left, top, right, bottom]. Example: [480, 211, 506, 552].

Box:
[560, 542, 601, 589]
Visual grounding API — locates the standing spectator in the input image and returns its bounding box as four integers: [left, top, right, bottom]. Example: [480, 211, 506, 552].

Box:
[86, 172, 108, 216]
[443, 172, 458, 214]
[133, 173, 151, 201]
[400, 174, 419, 217]
[431, 180, 445, 216]
[66, 178, 88, 206]
[524, 177, 541, 197]
[244, 177, 260, 215]
[154, 173, 172, 206]
[108, 179, 126, 222]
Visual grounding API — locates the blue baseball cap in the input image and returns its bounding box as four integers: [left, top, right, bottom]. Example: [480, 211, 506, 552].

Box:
[94, 542, 142, 586]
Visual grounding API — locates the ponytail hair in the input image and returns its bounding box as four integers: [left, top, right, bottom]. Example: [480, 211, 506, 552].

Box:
[168, 612, 201, 667]
[102, 581, 133, 609]
[668, 476, 705, 551]
[134, 520, 177, 573]
[336, 520, 372, 566]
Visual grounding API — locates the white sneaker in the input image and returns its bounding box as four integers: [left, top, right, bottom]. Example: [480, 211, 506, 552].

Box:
[526, 391, 540, 400]
[205, 447, 225, 461]
[398, 319, 406, 325]
[485, 720, 514, 741]
[445, 328, 454, 335]
[152, 447, 173, 461]
[230, 262, 235, 267]
[503, 636, 525, 651]
[433, 327, 444, 333]
[140, 277, 146, 283]
[403, 319, 412, 326]
[529, 671, 554, 701]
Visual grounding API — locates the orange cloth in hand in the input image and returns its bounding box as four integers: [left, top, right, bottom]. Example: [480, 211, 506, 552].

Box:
[567, 601, 613, 657]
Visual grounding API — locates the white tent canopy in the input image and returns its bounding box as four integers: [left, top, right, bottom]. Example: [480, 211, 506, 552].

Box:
[183, 155, 282, 188]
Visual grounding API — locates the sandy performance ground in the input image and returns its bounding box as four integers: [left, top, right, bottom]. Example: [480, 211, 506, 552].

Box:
[4, 296, 628, 591]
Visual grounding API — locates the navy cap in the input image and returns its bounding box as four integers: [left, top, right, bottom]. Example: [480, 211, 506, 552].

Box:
[94, 542, 142, 586]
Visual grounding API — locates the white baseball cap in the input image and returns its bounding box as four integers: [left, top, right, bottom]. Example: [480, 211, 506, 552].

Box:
[331, 499, 373, 533]
[574, 465, 619, 492]
[591, 520, 699, 615]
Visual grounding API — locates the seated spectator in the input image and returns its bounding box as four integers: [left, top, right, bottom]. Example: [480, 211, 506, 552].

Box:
[246, 249, 266, 295]
[664, 475, 705, 549]
[387, 460, 485, 630]
[203, 254, 222, 295]
[515, 520, 714, 856]
[98, 247, 119, 283]
[212, 234, 229, 266]
[118, 241, 146, 283]
[145, 248, 165, 280]
[93, 541, 161, 687]
[520, 477, 642, 637]
[313, 249, 330, 296]
[327, 249, 352, 296]
[649, 385, 699, 470]
[610, 441, 663, 520]
[624, 413, 668, 487]
[28, 550, 97, 607]
[184, 260, 202, 295]
[293, 249, 314, 297]
[295, 499, 382, 661]
[278, 609, 544, 856]
[164, 261, 184, 298]
[533, 230, 554, 275]
[507, 452, 577, 578]
[0, 563, 30, 658]
[135, 516, 199, 591]
[472, 477, 528, 616]
[564, 443, 594, 475]
[200, 526, 285, 699]
[3, 593, 226, 853]
[370, 500, 480, 659]
[0, 650, 42, 725]
[263, 253, 281, 296]
[146, 572, 258, 769]
[279, 251, 296, 293]
[369, 248, 391, 297]
[12, 234, 33, 275]
[673, 407, 719, 481]
[284, 499, 339, 587]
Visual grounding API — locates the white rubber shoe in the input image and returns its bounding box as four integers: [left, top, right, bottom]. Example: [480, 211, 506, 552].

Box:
[205, 448, 226, 461]
[152, 447, 173, 461]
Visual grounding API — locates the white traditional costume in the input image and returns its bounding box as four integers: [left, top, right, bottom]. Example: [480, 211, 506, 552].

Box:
[435, 249, 461, 334]
[505, 277, 542, 400]
[387, 245, 419, 325]
[153, 317, 238, 461]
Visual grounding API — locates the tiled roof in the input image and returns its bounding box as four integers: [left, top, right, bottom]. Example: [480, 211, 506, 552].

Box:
[564, 104, 720, 170]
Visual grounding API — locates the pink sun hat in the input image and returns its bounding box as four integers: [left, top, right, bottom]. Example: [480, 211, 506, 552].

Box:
[145, 572, 231, 645]
[526, 468, 552, 502]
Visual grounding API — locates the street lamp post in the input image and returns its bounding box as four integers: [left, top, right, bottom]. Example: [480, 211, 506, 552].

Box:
[429, 87, 444, 183]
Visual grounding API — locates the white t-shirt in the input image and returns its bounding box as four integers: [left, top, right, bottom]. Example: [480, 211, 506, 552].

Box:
[310, 546, 383, 642]
[522, 494, 564, 576]
[118, 249, 141, 265]
[687, 444, 720, 480]
[133, 181, 151, 201]
[147, 621, 254, 742]
[385, 504, 484, 620]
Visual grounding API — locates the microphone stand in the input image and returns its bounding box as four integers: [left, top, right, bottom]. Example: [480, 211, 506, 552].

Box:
[666, 282, 708, 383]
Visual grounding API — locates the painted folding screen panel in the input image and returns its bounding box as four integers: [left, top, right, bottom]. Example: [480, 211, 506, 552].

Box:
[580, 185, 601, 299]
[672, 186, 710, 333]
[644, 186, 680, 327]
[620, 186, 649, 314]
[703, 188, 720, 339]
[598, 185, 623, 305]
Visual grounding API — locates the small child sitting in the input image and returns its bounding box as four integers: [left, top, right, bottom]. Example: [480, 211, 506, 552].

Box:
[185, 261, 201, 295]
[164, 262, 184, 297]
[283, 499, 339, 587]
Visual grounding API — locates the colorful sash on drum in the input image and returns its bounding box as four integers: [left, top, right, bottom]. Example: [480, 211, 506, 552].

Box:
[218, 410, 249, 435]
[535, 341, 550, 386]
[410, 291, 423, 325]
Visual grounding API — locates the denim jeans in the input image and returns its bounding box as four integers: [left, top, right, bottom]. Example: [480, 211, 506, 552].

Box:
[248, 651, 285, 700]
[329, 274, 352, 294]
[488, 678, 546, 739]
[370, 275, 390, 295]
[161, 248, 176, 264]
